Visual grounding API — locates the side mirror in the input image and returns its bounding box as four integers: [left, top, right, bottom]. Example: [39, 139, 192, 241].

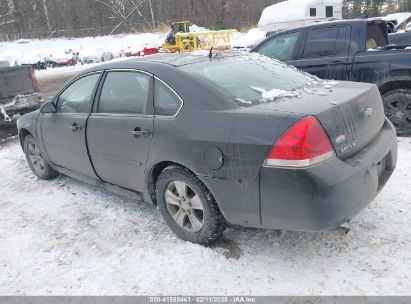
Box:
[40, 101, 57, 114]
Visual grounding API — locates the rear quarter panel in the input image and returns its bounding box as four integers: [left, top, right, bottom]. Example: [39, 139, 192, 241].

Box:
[351, 50, 411, 88]
[145, 68, 303, 228]
[224, 108, 303, 227]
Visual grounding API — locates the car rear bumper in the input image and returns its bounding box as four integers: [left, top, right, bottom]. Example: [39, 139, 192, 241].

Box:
[259, 119, 398, 231]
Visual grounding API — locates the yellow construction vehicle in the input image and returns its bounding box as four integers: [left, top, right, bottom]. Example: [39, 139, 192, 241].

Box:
[163, 21, 191, 53]
[162, 21, 237, 53]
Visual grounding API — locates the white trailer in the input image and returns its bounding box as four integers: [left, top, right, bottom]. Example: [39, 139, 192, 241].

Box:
[258, 0, 343, 32]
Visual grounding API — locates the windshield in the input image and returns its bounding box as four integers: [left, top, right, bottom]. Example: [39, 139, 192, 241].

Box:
[180, 54, 313, 105]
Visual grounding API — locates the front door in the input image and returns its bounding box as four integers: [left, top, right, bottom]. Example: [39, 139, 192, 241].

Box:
[255, 30, 302, 66]
[86, 71, 154, 192]
[40, 72, 101, 178]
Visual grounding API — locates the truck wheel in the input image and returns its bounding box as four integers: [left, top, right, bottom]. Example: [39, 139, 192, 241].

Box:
[383, 89, 411, 136]
[156, 166, 226, 245]
[24, 135, 58, 180]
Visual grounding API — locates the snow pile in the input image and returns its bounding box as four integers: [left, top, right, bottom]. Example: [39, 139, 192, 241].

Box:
[0, 24, 269, 70]
[0, 32, 166, 66]
[189, 24, 209, 33]
[261, 88, 299, 100]
[231, 28, 267, 49]
[0, 138, 410, 295]
[251, 86, 299, 102]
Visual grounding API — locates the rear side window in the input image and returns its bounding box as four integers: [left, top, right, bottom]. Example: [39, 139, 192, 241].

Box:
[366, 22, 389, 49]
[302, 27, 348, 58]
[154, 79, 182, 117]
[257, 31, 300, 61]
[57, 73, 100, 113]
[98, 71, 151, 115]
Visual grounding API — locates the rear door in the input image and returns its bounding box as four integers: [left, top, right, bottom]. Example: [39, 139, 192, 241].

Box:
[254, 30, 303, 66]
[294, 25, 351, 80]
[86, 70, 154, 192]
[40, 72, 101, 178]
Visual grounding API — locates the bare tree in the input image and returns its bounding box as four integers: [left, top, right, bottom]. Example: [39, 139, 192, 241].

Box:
[0, 0, 405, 41]
[42, 0, 51, 30]
[0, 0, 15, 26]
[94, 0, 148, 34]
[148, 0, 155, 27]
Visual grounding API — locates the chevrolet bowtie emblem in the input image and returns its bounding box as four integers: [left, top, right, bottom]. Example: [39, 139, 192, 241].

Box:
[365, 107, 373, 117]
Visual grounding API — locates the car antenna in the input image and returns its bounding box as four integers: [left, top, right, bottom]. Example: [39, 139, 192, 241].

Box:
[209, 46, 214, 61]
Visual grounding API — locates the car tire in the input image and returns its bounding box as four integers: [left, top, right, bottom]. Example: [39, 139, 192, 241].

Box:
[156, 166, 226, 245]
[382, 89, 411, 136]
[24, 135, 58, 180]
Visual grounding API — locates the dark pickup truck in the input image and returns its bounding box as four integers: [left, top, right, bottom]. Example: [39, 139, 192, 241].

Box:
[252, 19, 411, 136]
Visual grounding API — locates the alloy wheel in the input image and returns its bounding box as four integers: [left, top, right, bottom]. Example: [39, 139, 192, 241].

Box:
[164, 181, 204, 233]
[384, 95, 411, 134]
[27, 143, 46, 175]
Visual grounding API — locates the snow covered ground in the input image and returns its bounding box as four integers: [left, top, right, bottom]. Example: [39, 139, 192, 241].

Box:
[0, 33, 166, 66]
[0, 138, 410, 295]
[0, 27, 266, 80]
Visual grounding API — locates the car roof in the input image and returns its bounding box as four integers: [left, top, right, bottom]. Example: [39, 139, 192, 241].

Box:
[80, 51, 241, 75]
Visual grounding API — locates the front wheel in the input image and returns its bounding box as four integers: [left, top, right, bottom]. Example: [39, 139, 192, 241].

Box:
[383, 89, 411, 136]
[24, 135, 58, 180]
[156, 166, 226, 245]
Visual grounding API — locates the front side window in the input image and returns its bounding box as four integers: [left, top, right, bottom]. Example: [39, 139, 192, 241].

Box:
[181, 54, 313, 105]
[57, 73, 100, 113]
[98, 71, 151, 115]
[155, 79, 182, 117]
[257, 31, 300, 61]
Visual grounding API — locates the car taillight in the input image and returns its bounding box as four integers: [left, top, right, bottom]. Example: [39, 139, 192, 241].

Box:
[264, 116, 334, 168]
[30, 68, 39, 92]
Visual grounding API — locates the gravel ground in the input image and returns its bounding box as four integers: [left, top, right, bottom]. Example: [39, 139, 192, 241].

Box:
[0, 139, 410, 296]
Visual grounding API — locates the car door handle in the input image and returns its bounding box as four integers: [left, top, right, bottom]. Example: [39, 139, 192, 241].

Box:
[130, 128, 152, 138]
[71, 123, 83, 132]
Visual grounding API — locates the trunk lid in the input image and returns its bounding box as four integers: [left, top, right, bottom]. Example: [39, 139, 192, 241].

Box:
[252, 81, 386, 160]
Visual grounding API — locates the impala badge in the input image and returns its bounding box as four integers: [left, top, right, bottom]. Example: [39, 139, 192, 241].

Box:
[365, 107, 373, 117]
[341, 142, 357, 154]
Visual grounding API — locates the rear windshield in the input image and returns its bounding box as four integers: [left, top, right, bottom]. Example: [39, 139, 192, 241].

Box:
[180, 54, 313, 106]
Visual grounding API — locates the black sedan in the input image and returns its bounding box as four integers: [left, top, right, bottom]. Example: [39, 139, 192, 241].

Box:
[17, 53, 398, 245]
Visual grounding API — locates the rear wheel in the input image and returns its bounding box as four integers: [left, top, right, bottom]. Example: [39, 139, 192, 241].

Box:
[383, 89, 411, 136]
[24, 135, 58, 180]
[156, 166, 226, 245]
